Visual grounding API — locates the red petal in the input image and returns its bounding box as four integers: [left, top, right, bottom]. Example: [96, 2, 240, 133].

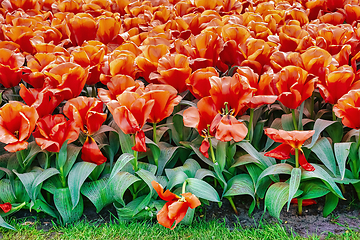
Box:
[81, 136, 107, 165]
[0, 202, 11, 213]
[199, 139, 210, 158]
[131, 130, 146, 152]
[151, 181, 180, 202]
[181, 192, 201, 209]
[157, 202, 175, 229]
[167, 201, 189, 230]
[298, 150, 315, 171]
[264, 144, 292, 160]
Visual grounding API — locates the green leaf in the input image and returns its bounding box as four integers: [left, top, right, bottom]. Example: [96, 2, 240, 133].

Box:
[311, 137, 336, 175]
[182, 142, 214, 166]
[57, 140, 69, 169]
[54, 187, 83, 224]
[237, 141, 276, 168]
[298, 180, 330, 200]
[68, 162, 96, 209]
[325, 121, 343, 144]
[216, 141, 227, 171]
[31, 168, 60, 200]
[118, 128, 134, 155]
[195, 169, 216, 180]
[0, 167, 15, 199]
[138, 162, 157, 175]
[165, 159, 201, 180]
[252, 120, 266, 150]
[255, 163, 293, 190]
[17, 142, 42, 170]
[281, 113, 295, 131]
[81, 178, 114, 213]
[108, 172, 140, 207]
[146, 137, 160, 166]
[109, 153, 135, 182]
[301, 164, 344, 199]
[306, 119, 337, 148]
[334, 142, 351, 180]
[63, 145, 81, 177]
[167, 171, 188, 190]
[0, 214, 16, 230]
[31, 199, 59, 219]
[287, 168, 301, 211]
[323, 192, 339, 217]
[223, 174, 255, 200]
[157, 142, 180, 176]
[186, 178, 220, 202]
[264, 182, 302, 220]
[13, 170, 40, 200]
[231, 154, 260, 168]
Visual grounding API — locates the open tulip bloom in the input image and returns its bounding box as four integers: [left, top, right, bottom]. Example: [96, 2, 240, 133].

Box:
[264, 128, 315, 171]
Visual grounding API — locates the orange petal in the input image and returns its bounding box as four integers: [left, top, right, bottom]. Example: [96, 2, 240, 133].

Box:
[81, 136, 107, 165]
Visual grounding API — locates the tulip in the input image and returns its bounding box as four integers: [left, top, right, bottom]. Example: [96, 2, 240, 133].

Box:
[0, 102, 38, 152]
[333, 90, 360, 130]
[0, 202, 11, 213]
[0, 48, 25, 88]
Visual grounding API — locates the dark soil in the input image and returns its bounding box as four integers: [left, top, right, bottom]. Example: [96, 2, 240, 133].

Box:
[9, 187, 360, 238]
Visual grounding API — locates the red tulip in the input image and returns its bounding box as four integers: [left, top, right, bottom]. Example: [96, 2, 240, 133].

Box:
[151, 181, 201, 230]
[333, 90, 360, 129]
[0, 202, 11, 213]
[0, 48, 25, 88]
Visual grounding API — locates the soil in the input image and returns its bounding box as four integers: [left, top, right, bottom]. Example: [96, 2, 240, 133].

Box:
[8, 187, 360, 238]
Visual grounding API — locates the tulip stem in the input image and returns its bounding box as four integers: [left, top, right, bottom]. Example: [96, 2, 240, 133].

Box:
[246, 108, 254, 142]
[227, 197, 238, 215]
[59, 166, 67, 188]
[153, 123, 157, 144]
[292, 109, 298, 130]
[208, 137, 216, 164]
[295, 148, 299, 168]
[133, 135, 139, 172]
[298, 199, 303, 216]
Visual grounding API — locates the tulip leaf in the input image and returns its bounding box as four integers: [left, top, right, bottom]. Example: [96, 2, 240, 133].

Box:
[138, 162, 157, 175]
[13, 170, 40, 200]
[186, 178, 220, 202]
[0, 214, 16, 230]
[146, 137, 161, 166]
[0, 167, 15, 199]
[31, 199, 59, 219]
[323, 192, 339, 217]
[252, 120, 266, 150]
[298, 180, 330, 200]
[264, 118, 282, 151]
[118, 129, 134, 155]
[165, 159, 201, 180]
[113, 196, 155, 221]
[31, 168, 60, 200]
[246, 163, 271, 199]
[223, 174, 255, 198]
[215, 141, 227, 172]
[108, 153, 134, 182]
[63, 145, 82, 177]
[231, 154, 260, 168]
[311, 137, 336, 175]
[287, 168, 301, 211]
[325, 121, 343, 144]
[167, 171, 188, 190]
[264, 182, 302, 220]
[156, 142, 180, 176]
[255, 163, 293, 190]
[182, 142, 214, 166]
[68, 162, 96, 209]
[282, 113, 296, 131]
[135, 169, 157, 214]
[334, 142, 351, 180]
[57, 140, 69, 170]
[195, 169, 216, 180]
[81, 178, 114, 213]
[237, 141, 276, 168]
[301, 164, 344, 199]
[306, 119, 337, 148]
[54, 187, 83, 224]
[108, 172, 140, 207]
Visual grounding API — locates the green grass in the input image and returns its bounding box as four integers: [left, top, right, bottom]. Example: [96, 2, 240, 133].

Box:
[1, 218, 359, 240]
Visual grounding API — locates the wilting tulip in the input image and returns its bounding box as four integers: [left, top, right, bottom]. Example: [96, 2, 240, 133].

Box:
[318, 65, 358, 105]
[19, 84, 65, 118]
[33, 114, 80, 153]
[44, 62, 89, 100]
[186, 67, 219, 99]
[0, 48, 25, 88]
[333, 90, 360, 130]
[0, 202, 11, 213]
[0, 102, 38, 152]
[264, 128, 315, 171]
[107, 91, 155, 152]
[275, 66, 317, 109]
[140, 84, 182, 124]
[151, 181, 201, 230]
[63, 96, 107, 165]
[98, 75, 143, 104]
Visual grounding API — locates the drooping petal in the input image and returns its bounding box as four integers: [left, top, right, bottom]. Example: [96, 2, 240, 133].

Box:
[264, 143, 292, 160]
[199, 139, 210, 158]
[0, 202, 11, 213]
[132, 130, 146, 152]
[81, 136, 107, 165]
[151, 181, 180, 202]
[157, 201, 175, 229]
[298, 150, 315, 171]
[181, 192, 201, 209]
[212, 114, 248, 142]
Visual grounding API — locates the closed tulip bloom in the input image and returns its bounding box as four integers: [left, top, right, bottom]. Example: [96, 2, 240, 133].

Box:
[0, 102, 38, 152]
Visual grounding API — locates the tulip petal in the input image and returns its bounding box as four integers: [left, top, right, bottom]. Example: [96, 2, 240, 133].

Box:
[151, 181, 179, 202]
[0, 202, 11, 213]
[81, 136, 107, 165]
[181, 192, 201, 209]
[132, 130, 147, 152]
[199, 139, 210, 158]
[157, 202, 175, 229]
[298, 150, 315, 171]
[264, 144, 292, 160]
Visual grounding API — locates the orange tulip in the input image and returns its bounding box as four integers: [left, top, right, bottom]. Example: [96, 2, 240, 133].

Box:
[19, 84, 65, 118]
[318, 65, 358, 104]
[264, 128, 315, 171]
[140, 84, 182, 124]
[333, 90, 360, 129]
[0, 102, 38, 152]
[210, 113, 248, 142]
[23, 53, 57, 88]
[96, 17, 121, 44]
[0, 48, 25, 88]
[151, 181, 201, 230]
[44, 62, 89, 100]
[275, 66, 317, 109]
[345, 4, 360, 25]
[107, 91, 155, 152]
[81, 136, 107, 165]
[186, 67, 219, 99]
[33, 114, 80, 153]
[0, 202, 11, 213]
[98, 75, 143, 104]
[279, 25, 309, 52]
[66, 13, 97, 46]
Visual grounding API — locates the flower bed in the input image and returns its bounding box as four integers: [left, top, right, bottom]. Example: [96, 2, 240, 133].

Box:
[0, 0, 360, 231]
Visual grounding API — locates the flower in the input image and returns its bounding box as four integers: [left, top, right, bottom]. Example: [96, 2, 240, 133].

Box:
[0, 202, 11, 213]
[186, 67, 219, 99]
[151, 181, 201, 230]
[275, 66, 317, 109]
[0, 102, 38, 152]
[0, 48, 25, 88]
[333, 90, 360, 129]
[264, 128, 315, 171]
[33, 114, 80, 153]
